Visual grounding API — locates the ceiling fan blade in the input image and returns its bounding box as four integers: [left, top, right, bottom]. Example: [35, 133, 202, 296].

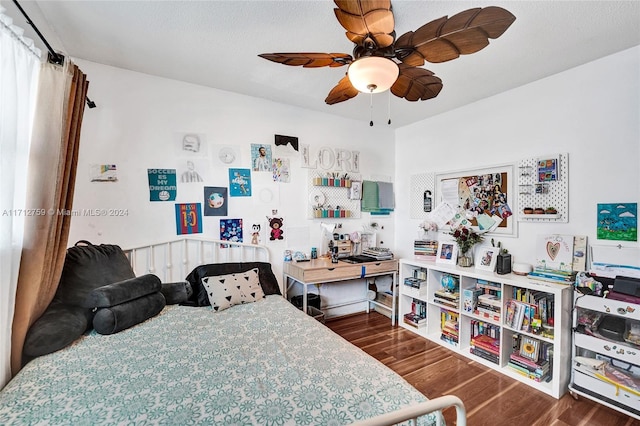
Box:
[258, 53, 353, 68]
[334, 0, 395, 48]
[391, 64, 443, 102]
[325, 75, 359, 105]
[395, 6, 516, 65]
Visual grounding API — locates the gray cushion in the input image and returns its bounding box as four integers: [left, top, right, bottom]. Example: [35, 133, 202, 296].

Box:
[93, 292, 166, 335]
[23, 242, 137, 360]
[161, 281, 192, 305]
[23, 302, 92, 358]
[83, 274, 161, 308]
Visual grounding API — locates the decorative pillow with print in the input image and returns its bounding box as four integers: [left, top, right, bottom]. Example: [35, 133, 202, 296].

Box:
[201, 268, 265, 312]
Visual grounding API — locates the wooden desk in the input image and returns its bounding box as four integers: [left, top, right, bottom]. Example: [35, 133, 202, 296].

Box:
[283, 257, 398, 325]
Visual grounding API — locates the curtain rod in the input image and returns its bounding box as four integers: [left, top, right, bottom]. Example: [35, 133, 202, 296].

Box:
[12, 0, 96, 109]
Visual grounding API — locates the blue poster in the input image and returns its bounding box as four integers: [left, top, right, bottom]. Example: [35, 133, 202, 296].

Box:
[175, 203, 202, 235]
[597, 203, 637, 241]
[148, 169, 177, 201]
[220, 218, 243, 243]
[229, 168, 251, 196]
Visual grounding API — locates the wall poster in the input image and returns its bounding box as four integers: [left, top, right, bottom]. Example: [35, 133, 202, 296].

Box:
[175, 203, 202, 235]
[597, 202, 637, 242]
[436, 164, 515, 236]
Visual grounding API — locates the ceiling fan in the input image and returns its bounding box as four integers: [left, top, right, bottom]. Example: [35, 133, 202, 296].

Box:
[259, 0, 515, 108]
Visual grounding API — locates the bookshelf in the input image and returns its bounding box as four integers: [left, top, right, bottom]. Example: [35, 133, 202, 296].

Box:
[398, 258, 573, 399]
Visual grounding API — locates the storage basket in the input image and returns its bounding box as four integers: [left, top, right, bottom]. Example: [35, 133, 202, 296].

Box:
[307, 306, 325, 323]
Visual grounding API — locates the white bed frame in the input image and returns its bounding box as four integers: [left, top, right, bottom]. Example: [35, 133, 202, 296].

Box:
[124, 237, 270, 281]
[124, 238, 467, 426]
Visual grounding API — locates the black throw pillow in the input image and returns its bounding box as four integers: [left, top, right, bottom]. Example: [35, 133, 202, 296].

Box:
[185, 262, 281, 306]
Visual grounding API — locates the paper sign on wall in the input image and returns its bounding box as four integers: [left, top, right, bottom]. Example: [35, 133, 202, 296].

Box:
[148, 169, 177, 201]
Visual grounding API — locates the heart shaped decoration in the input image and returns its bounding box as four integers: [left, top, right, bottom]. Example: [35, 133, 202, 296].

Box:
[546, 242, 560, 261]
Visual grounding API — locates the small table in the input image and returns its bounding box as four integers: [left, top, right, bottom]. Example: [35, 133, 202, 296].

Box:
[283, 257, 398, 325]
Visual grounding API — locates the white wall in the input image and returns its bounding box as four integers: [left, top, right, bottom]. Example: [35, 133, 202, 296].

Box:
[68, 60, 396, 315]
[69, 46, 639, 316]
[394, 47, 640, 266]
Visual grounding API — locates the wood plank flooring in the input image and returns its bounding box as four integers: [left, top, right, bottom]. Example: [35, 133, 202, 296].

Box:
[326, 312, 640, 426]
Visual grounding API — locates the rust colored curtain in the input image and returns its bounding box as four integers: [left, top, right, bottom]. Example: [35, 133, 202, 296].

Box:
[11, 61, 89, 375]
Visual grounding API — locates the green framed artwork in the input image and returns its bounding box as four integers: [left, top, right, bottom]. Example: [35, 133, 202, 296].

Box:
[597, 203, 637, 241]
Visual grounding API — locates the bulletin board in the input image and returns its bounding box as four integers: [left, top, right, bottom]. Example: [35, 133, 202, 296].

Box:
[436, 164, 516, 236]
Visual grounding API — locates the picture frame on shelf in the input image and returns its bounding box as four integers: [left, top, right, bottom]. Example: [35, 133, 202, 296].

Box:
[436, 241, 457, 265]
[519, 336, 541, 362]
[475, 246, 498, 271]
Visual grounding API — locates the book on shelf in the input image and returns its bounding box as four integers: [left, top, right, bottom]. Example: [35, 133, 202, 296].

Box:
[440, 332, 459, 345]
[507, 300, 525, 329]
[404, 277, 424, 289]
[506, 299, 548, 332]
[403, 312, 426, 327]
[462, 287, 483, 313]
[510, 351, 549, 372]
[506, 362, 550, 382]
[471, 334, 500, 356]
[478, 293, 501, 309]
[527, 268, 576, 285]
[433, 297, 458, 308]
[414, 240, 438, 258]
[440, 309, 459, 344]
[434, 290, 460, 301]
[434, 290, 459, 308]
[476, 279, 502, 291]
[471, 320, 501, 340]
[412, 268, 428, 281]
[474, 308, 501, 322]
[410, 299, 427, 317]
[470, 347, 500, 364]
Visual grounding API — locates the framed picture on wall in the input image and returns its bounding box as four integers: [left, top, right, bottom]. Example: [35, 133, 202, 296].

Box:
[475, 246, 498, 271]
[349, 181, 362, 200]
[436, 241, 457, 265]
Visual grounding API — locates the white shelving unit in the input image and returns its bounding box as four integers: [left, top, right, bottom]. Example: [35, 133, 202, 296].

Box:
[398, 258, 573, 399]
[569, 292, 640, 419]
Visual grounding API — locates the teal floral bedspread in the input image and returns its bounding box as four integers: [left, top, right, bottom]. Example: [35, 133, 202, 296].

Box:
[0, 296, 440, 425]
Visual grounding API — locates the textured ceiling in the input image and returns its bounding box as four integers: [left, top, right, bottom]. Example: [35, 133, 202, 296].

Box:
[4, 0, 640, 128]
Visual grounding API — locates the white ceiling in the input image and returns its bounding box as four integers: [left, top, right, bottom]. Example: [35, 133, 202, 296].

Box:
[4, 1, 640, 128]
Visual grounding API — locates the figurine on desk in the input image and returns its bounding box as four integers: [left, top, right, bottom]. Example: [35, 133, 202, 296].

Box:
[328, 240, 339, 263]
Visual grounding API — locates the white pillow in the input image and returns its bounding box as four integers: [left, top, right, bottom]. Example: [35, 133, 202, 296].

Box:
[201, 268, 265, 312]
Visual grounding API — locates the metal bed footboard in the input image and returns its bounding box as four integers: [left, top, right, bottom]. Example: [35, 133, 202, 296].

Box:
[351, 395, 466, 426]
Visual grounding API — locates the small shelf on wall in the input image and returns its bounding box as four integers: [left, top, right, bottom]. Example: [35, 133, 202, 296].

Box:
[517, 153, 568, 223]
[307, 170, 361, 219]
[312, 177, 352, 188]
[520, 213, 561, 220]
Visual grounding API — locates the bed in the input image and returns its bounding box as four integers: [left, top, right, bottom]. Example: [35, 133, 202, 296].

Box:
[0, 238, 466, 425]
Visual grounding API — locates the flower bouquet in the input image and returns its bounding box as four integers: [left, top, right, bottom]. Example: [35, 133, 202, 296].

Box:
[449, 225, 484, 266]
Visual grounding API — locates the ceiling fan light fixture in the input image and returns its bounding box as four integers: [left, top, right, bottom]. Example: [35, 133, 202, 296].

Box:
[347, 57, 399, 94]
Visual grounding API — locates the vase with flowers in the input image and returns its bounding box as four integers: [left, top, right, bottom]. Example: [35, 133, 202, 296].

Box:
[418, 219, 438, 240]
[449, 225, 484, 267]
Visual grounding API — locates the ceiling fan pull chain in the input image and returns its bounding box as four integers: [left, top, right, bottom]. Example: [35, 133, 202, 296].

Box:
[369, 92, 374, 127]
[387, 91, 392, 125]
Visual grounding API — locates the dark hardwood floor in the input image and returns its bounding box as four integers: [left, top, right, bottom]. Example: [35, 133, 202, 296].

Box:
[326, 312, 640, 426]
